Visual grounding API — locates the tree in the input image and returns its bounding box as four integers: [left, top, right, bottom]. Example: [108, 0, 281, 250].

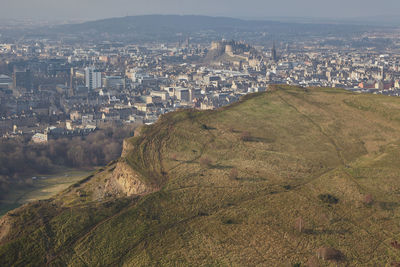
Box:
[67, 145, 85, 167]
[103, 142, 121, 163]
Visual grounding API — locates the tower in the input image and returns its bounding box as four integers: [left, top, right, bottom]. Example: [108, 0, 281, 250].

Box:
[85, 67, 102, 90]
[69, 67, 75, 96]
[271, 42, 278, 62]
[70, 67, 75, 89]
[185, 37, 190, 49]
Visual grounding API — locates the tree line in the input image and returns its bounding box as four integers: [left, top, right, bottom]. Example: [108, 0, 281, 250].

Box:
[0, 125, 136, 197]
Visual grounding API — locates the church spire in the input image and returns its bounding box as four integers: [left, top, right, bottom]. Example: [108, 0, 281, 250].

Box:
[272, 41, 278, 62]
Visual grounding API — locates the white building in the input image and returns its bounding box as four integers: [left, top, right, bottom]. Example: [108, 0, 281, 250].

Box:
[85, 67, 102, 90]
[31, 133, 48, 143]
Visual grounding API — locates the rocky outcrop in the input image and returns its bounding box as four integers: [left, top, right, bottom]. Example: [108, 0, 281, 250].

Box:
[105, 161, 153, 197]
[0, 216, 11, 244]
[103, 137, 156, 198]
[121, 139, 134, 158]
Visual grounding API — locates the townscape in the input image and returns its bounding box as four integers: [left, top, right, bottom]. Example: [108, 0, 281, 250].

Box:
[1, 18, 400, 142]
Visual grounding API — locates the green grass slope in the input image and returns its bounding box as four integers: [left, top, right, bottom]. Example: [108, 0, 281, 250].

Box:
[1, 85, 400, 266]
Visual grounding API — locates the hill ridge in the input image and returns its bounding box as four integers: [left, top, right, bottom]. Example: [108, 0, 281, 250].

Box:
[23, 14, 374, 43]
[1, 85, 400, 266]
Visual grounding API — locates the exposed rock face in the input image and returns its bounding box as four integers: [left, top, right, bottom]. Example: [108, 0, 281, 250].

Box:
[104, 138, 155, 197]
[121, 139, 134, 158]
[0, 216, 11, 244]
[105, 161, 152, 197]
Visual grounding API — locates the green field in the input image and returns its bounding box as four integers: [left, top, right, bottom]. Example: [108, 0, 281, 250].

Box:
[0, 170, 92, 217]
[1, 86, 400, 266]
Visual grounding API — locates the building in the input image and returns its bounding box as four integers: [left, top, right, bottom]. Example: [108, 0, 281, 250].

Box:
[70, 110, 82, 121]
[85, 67, 102, 90]
[146, 95, 162, 104]
[0, 74, 12, 89]
[46, 126, 96, 139]
[31, 133, 48, 143]
[175, 88, 190, 102]
[13, 68, 32, 91]
[151, 90, 169, 101]
[190, 88, 202, 101]
[104, 76, 124, 90]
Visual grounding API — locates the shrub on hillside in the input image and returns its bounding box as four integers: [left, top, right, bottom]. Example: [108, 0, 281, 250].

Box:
[222, 218, 235, 224]
[240, 131, 252, 141]
[316, 247, 344, 261]
[229, 168, 238, 179]
[364, 194, 373, 205]
[318, 194, 339, 204]
[391, 240, 400, 250]
[199, 157, 212, 168]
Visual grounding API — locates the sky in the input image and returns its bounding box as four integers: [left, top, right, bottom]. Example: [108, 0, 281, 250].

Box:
[0, 0, 399, 22]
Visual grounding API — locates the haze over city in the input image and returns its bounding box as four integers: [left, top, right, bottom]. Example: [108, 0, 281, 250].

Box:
[1, 0, 400, 22]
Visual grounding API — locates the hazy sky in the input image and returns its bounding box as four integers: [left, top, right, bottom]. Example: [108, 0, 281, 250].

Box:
[1, 0, 399, 21]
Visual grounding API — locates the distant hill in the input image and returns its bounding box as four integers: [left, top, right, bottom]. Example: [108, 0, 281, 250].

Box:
[56, 15, 249, 33]
[21, 15, 375, 43]
[2, 85, 400, 265]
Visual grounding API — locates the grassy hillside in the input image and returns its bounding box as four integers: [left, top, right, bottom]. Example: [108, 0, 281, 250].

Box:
[1, 85, 400, 266]
[0, 170, 92, 217]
